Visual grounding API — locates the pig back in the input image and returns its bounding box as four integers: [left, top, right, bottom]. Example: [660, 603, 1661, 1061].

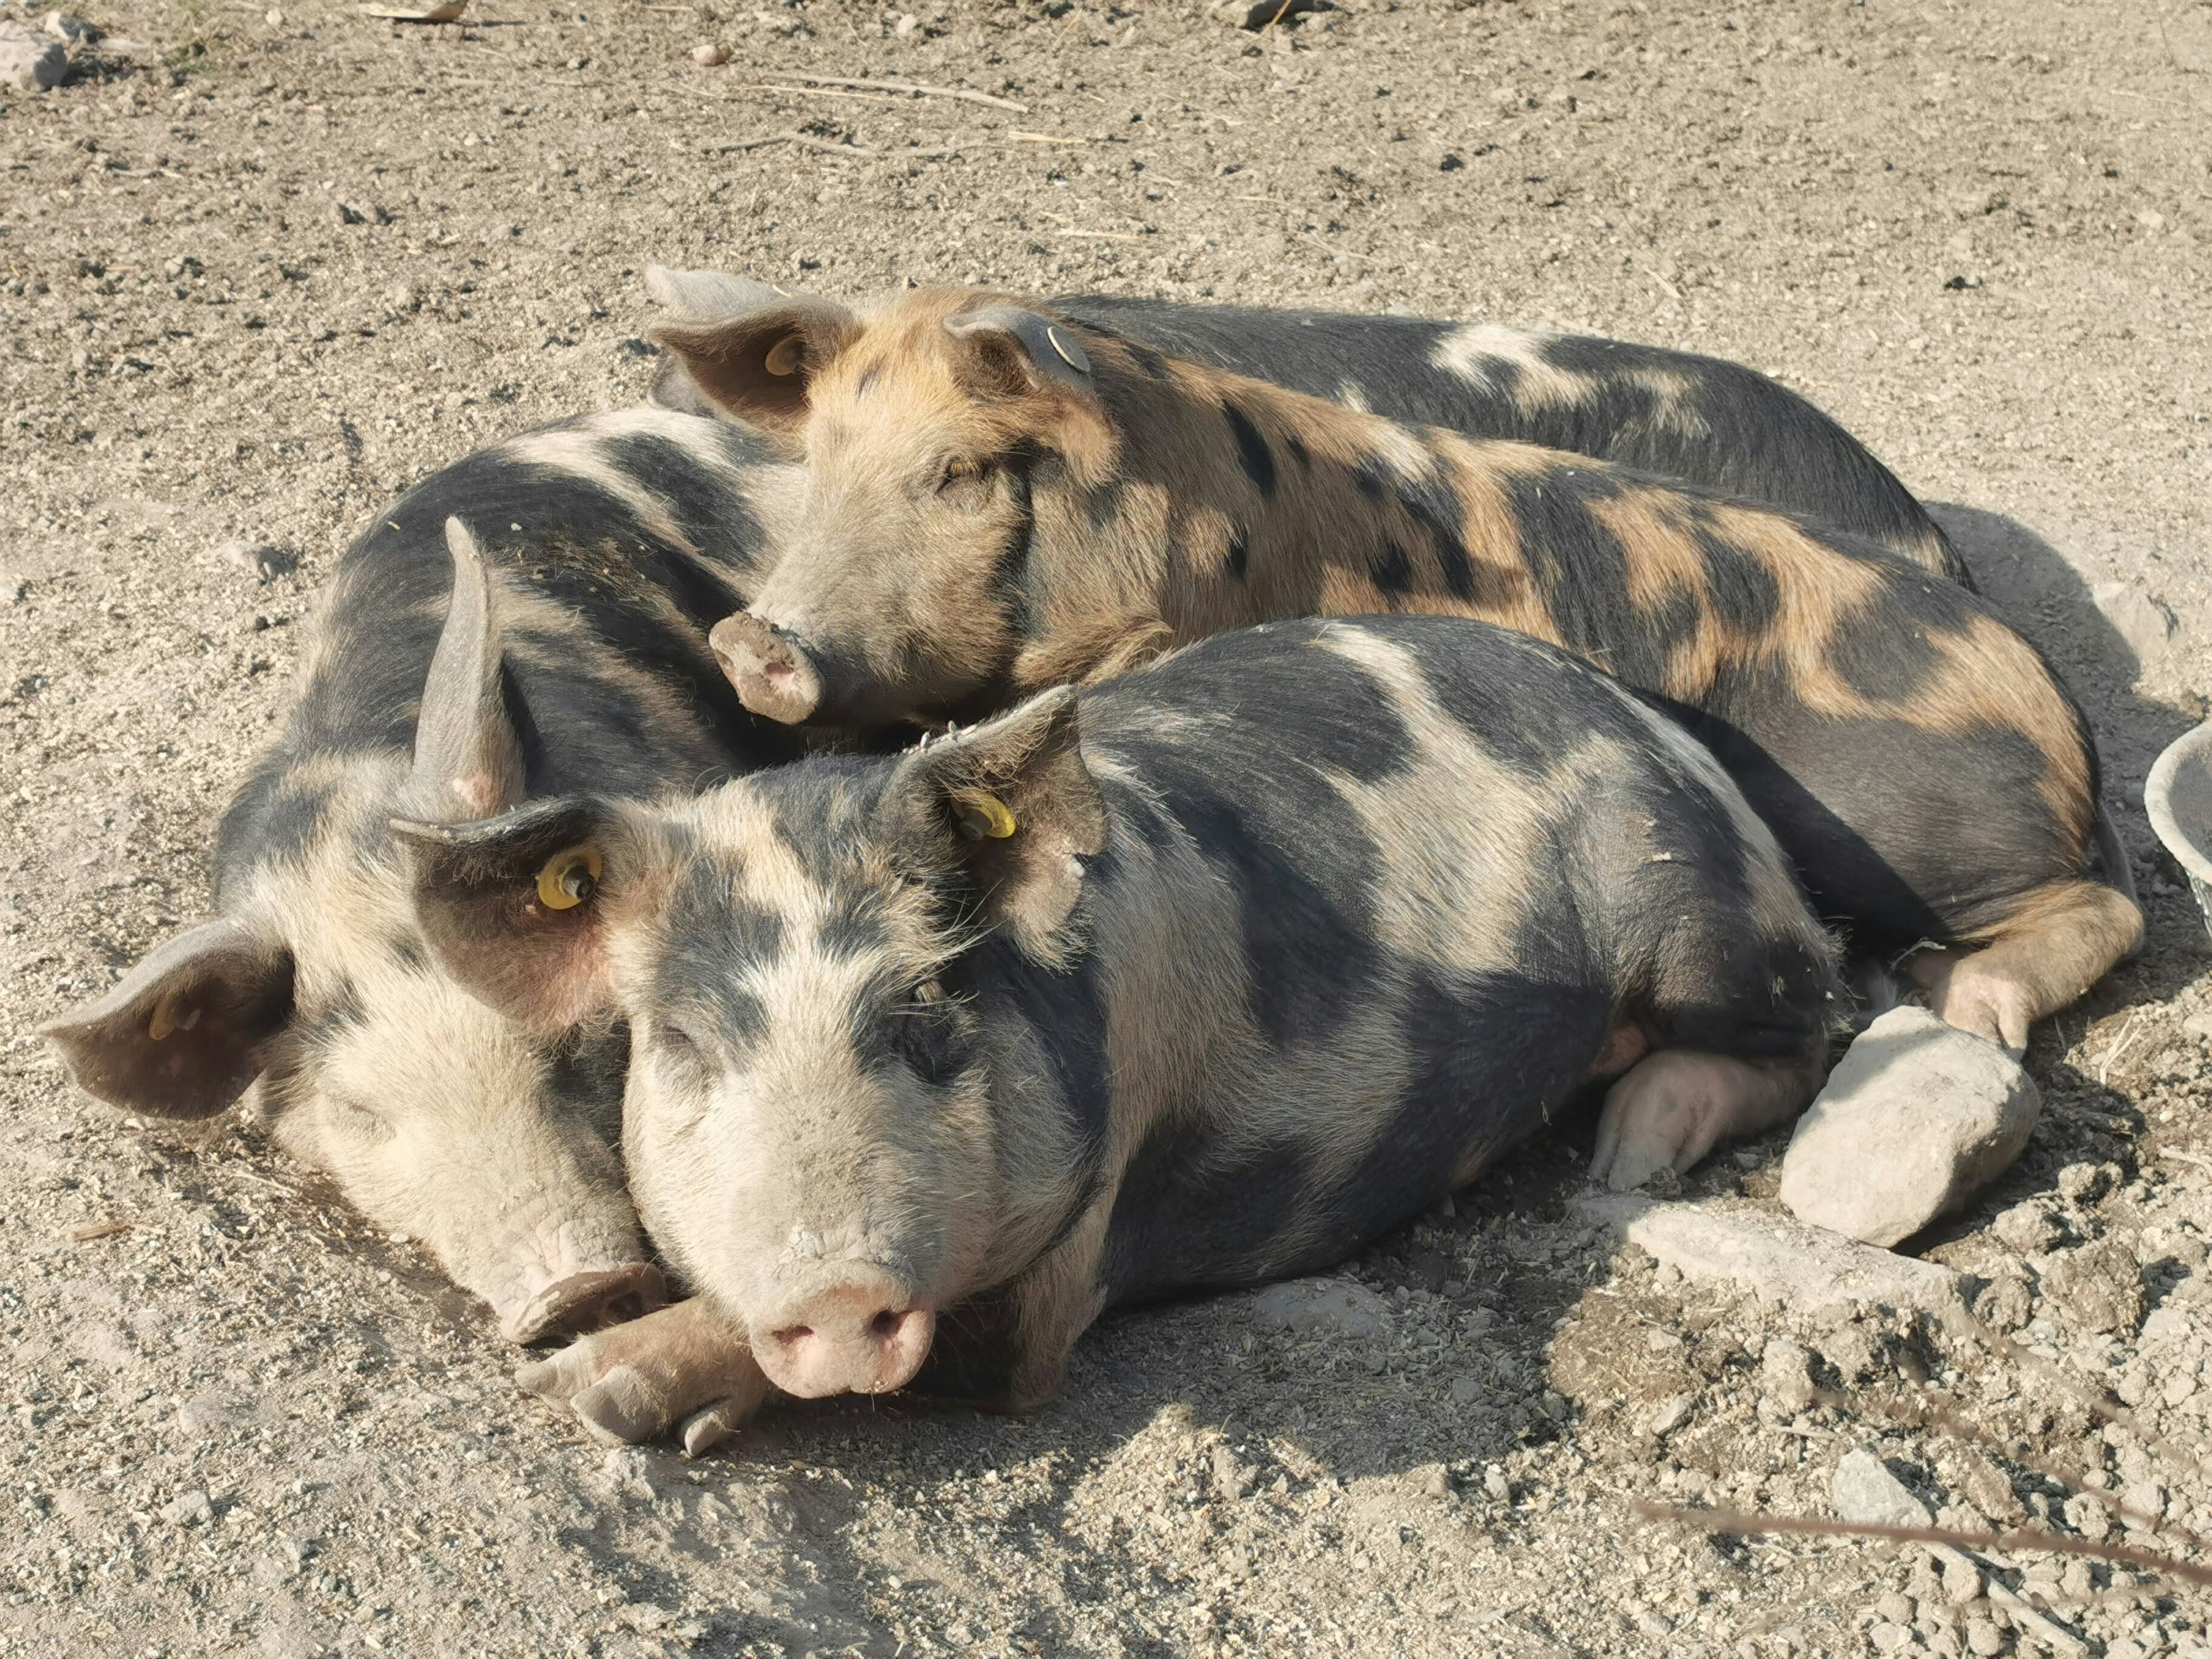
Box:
[1068, 615, 1836, 1306]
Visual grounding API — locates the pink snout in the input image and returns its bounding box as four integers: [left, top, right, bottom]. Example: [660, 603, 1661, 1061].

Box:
[756, 1275, 935, 1398]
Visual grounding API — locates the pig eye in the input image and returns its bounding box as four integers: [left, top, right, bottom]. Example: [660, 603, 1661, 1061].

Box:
[325, 1093, 393, 1143]
[936, 456, 995, 498]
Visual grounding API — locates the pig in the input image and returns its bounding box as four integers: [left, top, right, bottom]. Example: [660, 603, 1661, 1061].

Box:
[393, 615, 1845, 1446]
[39, 280, 1971, 1344]
[652, 285, 2139, 1056]
[646, 266, 1964, 581]
[42, 412, 806, 1342]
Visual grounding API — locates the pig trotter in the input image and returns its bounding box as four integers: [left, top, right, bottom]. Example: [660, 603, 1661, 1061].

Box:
[505, 1263, 669, 1346]
[1908, 877, 2143, 1054]
[1591, 1047, 1825, 1192]
[514, 1297, 772, 1448]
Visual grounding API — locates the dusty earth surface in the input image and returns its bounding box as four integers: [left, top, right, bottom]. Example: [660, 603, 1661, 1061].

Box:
[6, 0, 2212, 1653]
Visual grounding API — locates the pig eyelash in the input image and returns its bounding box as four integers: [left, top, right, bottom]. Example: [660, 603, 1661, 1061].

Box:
[936, 456, 995, 494]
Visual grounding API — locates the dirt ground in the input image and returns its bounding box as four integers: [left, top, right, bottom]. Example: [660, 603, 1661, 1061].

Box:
[6, 0, 2212, 1653]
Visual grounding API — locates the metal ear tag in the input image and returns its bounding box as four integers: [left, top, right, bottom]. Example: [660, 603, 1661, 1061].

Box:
[1044, 325, 1090, 375]
[952, 790, 1018, 841]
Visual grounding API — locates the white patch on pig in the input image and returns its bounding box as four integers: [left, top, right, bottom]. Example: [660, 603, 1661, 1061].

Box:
[1429, 322, 1588, 414]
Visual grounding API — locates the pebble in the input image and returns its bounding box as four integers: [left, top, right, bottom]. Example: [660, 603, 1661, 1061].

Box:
[2056, 1161, 2116, 1207]
[1248, 1277, 1388, 1340]
[1965, 1621, 2006, 1657]
[2122, 1480, 2168, 1526]
[690, 40, 728, 64]
[219, 539, 297, 582]
[2040, 1237, 2145, 1335]
[2092, 579, 2179, 667]
[1647, 1392, 1694, 1436]
[1483, 1464, 1511, 1502]
[1992, 1200, 2065, 1256]
[1, 20, 67, 89]
[1760, 1338, 1818, 1412]
[2062, 1490, 2112, 1541]
[1779, 1007, 2040, 1248]
[44, 10, 93, 41]
[160, 1488, 213, 1527]
[1956, 1452, 2024, 1523]
[1832, 1447, 1931, 1529]
[1877, 1590, 1916, 1624]
[1869, 1622, 1915, 1654]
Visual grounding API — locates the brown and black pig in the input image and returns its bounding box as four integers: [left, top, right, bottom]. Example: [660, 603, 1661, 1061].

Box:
[656, 286, 2138, 1054]
[395, 615, 1843, 1445]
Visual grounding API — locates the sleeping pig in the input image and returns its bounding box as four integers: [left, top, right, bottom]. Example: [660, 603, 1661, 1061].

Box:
[653, 285, 2138, 1055]
[394, 615, 1842, 1447]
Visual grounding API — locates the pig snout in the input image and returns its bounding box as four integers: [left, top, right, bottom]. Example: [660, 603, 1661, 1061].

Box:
[710, 611, 824, 726]
[755, 1268, 935, 1397]
[505, 1262, 669, 1346]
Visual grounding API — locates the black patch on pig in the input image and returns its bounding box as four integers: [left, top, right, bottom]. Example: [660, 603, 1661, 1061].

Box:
[1824, 572, 1949, 704]
[1104, 1127, 1313, 1304]
[1351, 454, 1391, 501]
[1395, 472, 1482, 602]
[1223, 403, 1277, 498]
[1369, 539, 1413, 597]
[1226, 527, 1251, 582]
[216, 760, 335, 895]
[656, 870, 786, 1049]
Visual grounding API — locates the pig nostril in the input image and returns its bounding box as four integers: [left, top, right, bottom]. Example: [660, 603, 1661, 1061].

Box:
[869, 1309, 902, 1341]
[771, 1325, 813, 1350]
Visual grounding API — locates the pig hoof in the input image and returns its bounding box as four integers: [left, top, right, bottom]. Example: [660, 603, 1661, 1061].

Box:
[571, 1368, 672, 1446]
[505, 1263, 669, 1346]
[679, 1397, 755, 1457]
[709, 611, 822, 725]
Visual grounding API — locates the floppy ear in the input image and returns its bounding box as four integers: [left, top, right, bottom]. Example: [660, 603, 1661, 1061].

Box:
[943, 305, 1116, 483]
[403, 517, 527, 823]
[880, 686, 1105, 964]
[41, 920, 296, 1119]
[646, 270, 861, 435]
[390, 797, 630, 1033]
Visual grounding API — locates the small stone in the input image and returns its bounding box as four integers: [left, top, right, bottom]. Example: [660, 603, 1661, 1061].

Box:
[2186, 1010, 2212, 1043]
[1248, 1277, 1388, 1340]
[891, 10, 917, 33]
[1483, 1464, 1511, 1502]
[1972, 1271, 2034, 1332]
[1832, 1448, 1931, 1530]
[44, 10, 94, 41]
[690, 40, 728, 64]
[1419, 1464, 1450, 1501]
[2062, 1490, 2113, 1541]
[2092, 579, 2177, 666]
[218, 539, 297, 582]
[2056, 1161, 2116, 1207]
[1647, 1392, 1694, 1435]
[1992, 1200, 2065, 1256]
[1869, 1622, 1915, 1655]
[2121, 1480, 2167, 1527]
[2107, 1639, 2151, 1659]
[1210, 1444, 1253, 1501]
[1877, 1590, 1916, 1624]
[1448, 1375, 1483, 1407]
[160, 1489, 213, 1527]
[1938, 1551, 1984, 1605]
[1, 21, 67, 89]
[1965, 1620, 2005, 1657]
[2041, 1238, 2145, 1335]
[1760, 1338, 1818, 1412]
[1956, 1452, 2023, 1523]
[1780, 1007, 2041, 1248]
[2165, 1369, 2199, 1407]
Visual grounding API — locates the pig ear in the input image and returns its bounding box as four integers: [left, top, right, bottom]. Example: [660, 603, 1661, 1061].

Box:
[883, 686, 1105, 964]
[943, 305, 1115, 482]
[645, 273, 861, 435]
[406, 518, 527, 823]
[391, 797, 628, 1033]
[40, 920, 296, 1119]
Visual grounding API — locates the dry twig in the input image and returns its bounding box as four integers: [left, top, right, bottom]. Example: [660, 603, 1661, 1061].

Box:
[783, 73, 1027, 113]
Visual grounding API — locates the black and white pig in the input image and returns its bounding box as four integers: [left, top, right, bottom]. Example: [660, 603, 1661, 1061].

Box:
[395, 615, 1842, 1446]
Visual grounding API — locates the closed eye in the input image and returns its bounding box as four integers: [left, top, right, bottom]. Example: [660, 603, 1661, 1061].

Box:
[936, 456, 996, 497]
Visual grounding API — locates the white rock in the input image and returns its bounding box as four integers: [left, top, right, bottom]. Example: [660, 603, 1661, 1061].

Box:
[43, 9, 93, 41]
[1832, 1447, 1930, 1529]
[1574, 1191, 1965, 1320]
[1248, 1277, 1388, 1340]
[1759, 1338, 1818, 1411]
[160, 1488, 213, 1527]
[2094, 579, 2178, 665]
[1647, 1392, 1694, 1435]
[1779, 1007, 2040, 1248]
[1, 20, 66, 89]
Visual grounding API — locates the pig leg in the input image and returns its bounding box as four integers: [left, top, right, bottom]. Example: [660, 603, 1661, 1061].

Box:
[1909, 878, 2142, 1053]
[1591, 1047, 1826, 1193]
[516, 1297, 771, 1455]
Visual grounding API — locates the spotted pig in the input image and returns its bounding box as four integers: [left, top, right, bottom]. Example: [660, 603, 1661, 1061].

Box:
[43, 411, 804, 1342]
[658, 285, 2138, 1054]
[395, 616, 1843, 1445]
[648, 265, 1962, 579]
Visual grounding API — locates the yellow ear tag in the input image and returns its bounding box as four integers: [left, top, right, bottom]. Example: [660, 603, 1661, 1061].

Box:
[763, 335, 805, 377]
[952, 790, 1018, 842]
[536, 846, 603, 911]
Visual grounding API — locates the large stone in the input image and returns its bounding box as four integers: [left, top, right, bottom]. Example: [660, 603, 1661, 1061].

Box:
[1832, 1447, 1931, 1530]
[2039, 1237, 2146, 1335]
[1575, 1191, 1964, 1320]
[1, 20, 67, 89]
[1779, 1007, 2040, 1247]
[2092, 579, 2178, 666]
